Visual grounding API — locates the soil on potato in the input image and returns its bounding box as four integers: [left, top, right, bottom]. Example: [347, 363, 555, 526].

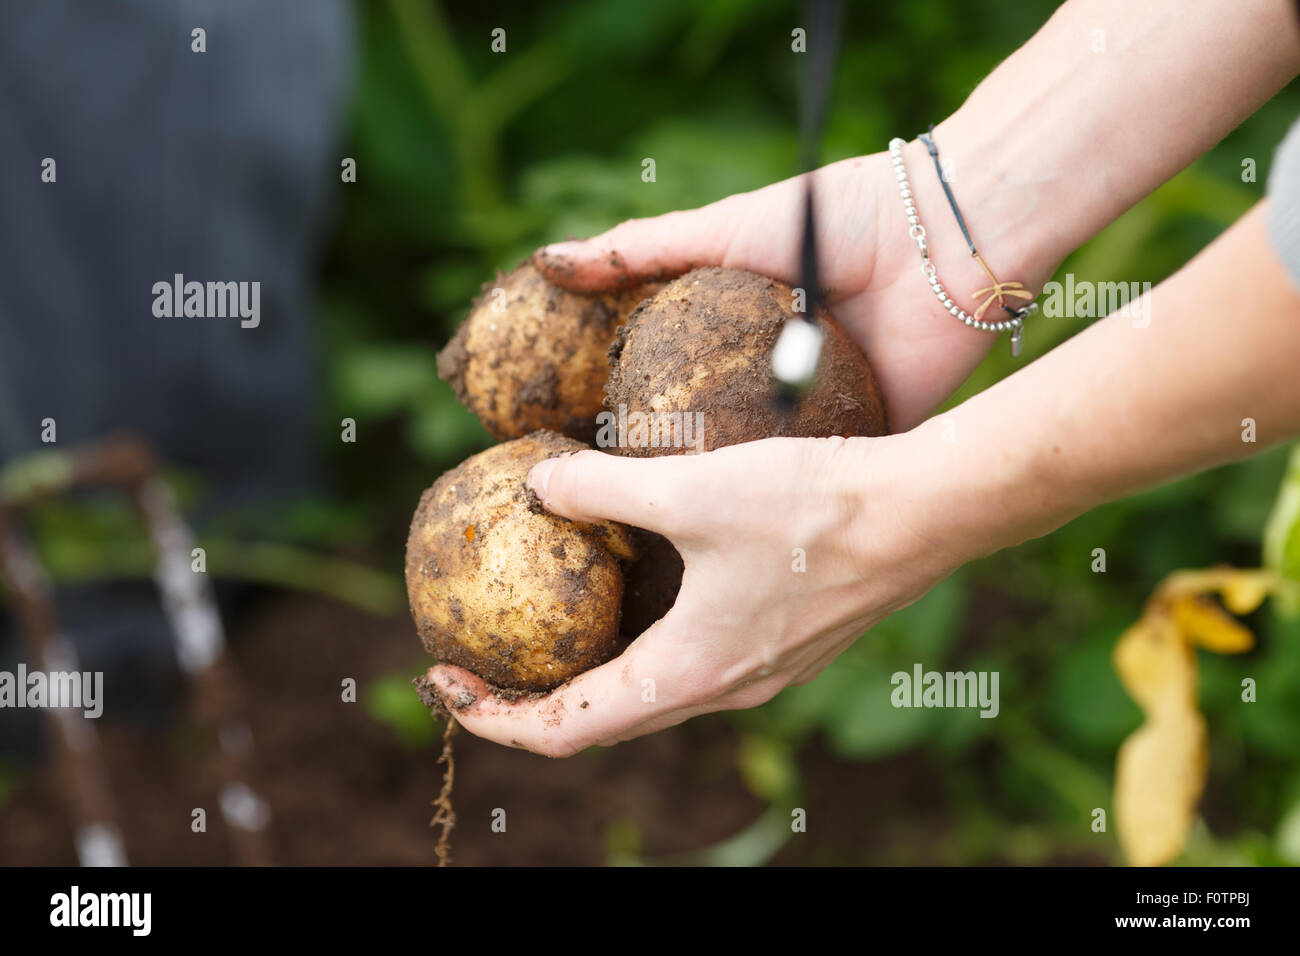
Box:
[0, 592, 1097, 865]
[604, 267, 888, 456]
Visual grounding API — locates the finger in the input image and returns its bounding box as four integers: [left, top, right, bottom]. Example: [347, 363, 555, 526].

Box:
[533, 195, 748, 292]
[424, 664, 493, 713]
[531, 166, 822, 292]
[593, 666, 791, 743]
[426, 631, 697, 757]
[526, 449, 696, 538]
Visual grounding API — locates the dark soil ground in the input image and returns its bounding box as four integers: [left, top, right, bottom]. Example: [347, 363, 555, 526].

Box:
[0, 592, 1089, 866]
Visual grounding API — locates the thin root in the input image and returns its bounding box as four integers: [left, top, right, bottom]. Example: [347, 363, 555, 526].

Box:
[430, 716, 458, 867]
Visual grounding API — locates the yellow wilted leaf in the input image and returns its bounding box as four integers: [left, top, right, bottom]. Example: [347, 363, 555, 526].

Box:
[1219, 572, 1273, 615]
[1170, 594, 1255, 654]
[1112, 565, 1276, 866]
[1112, 605, 1204, 866]
[1160, 567, 1275, 615]
[1114, 710, 1207, 867]
[1112, 612, 1197, 716]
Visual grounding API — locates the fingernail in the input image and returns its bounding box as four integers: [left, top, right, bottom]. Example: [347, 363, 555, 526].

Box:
[526, 458, 557, 501]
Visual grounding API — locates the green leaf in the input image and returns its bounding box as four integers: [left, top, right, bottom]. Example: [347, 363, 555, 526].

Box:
[407, 382, 493, 462]
[895, 574, 966, 661]
[1263, 444, 1300, 615]
[737, 735, 798, 803]
[1046, 627, 1143, 753]
[364, 673, 438, 749]
[334, 345, 440, 419]
[826, 664, 931, 758]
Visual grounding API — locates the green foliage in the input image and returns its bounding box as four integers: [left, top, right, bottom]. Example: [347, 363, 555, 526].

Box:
[364, 672, 439, 749]
[737, 734, 799, 804]
[1265, 445, 1300, 614]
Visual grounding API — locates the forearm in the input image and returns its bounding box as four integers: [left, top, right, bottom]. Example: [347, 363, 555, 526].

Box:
[900, 0, 1300, 301]
[899, 202, 1300, 563]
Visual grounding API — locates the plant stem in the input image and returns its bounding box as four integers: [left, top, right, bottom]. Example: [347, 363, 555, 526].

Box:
[32, 538, 403, 617]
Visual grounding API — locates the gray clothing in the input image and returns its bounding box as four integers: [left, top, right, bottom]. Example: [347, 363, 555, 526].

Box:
[1268, 117, 1300, 290]
[0, 0, 352, 506]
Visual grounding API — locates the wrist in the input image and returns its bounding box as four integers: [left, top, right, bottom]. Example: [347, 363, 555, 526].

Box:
[840, 430, 999, 590]
[894, 130, 1060, 324]
[926, 0, 1300, 302]
[888, 406, 1071, 568]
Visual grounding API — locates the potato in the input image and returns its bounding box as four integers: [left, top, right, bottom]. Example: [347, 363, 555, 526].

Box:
[600, 266, 889, 630]
[437, 262, 660, 444]
[412, 266, 890, 688]
[619, 529, 685, 638]
[602, 266, 887, 455]
[405, 431, 635, 693]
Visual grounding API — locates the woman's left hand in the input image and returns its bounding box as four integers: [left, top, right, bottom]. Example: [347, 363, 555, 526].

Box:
[424, 432, 963, 756]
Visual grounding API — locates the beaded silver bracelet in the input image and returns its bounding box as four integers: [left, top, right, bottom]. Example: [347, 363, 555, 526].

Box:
[888, 136, 1036, 357]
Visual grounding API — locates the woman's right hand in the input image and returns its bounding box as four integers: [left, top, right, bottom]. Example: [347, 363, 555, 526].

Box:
[533, 146, 1041, 432]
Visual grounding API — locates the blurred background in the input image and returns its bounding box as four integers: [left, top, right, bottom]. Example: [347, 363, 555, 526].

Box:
[2, 0, 1299, 866]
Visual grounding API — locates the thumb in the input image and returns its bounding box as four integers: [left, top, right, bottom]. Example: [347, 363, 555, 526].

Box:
[533, 193, 750, 292]
[526, 449, 692, 537]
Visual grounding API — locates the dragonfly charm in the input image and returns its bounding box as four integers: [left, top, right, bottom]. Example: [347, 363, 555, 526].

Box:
[971, 252, 1034, 320]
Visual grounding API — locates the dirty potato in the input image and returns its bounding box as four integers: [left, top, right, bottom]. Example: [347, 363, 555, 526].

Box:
[437, 262, 660, 444]
[405, 431, 635, 692]
[603, 266, 887, 455]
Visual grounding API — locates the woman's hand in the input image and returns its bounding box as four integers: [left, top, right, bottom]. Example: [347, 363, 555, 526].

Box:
[424, 433, 966, 756]
[535, 151, 1017, 433]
